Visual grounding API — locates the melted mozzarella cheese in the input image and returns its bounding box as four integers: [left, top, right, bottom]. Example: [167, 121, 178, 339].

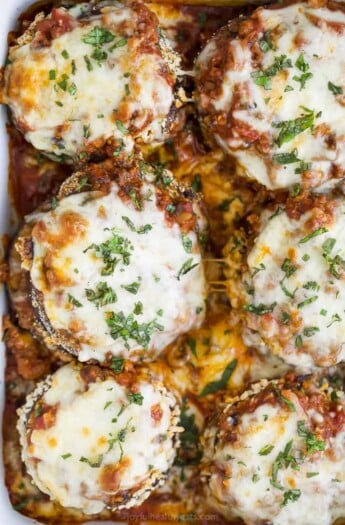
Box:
[3, 2, 179, 158]
[202, 391, 345, 525]
[28, 181, 205, 362]
[195, 3, 345, 190]
[242, 201, 345, 368]
[17, 364, 179, 514]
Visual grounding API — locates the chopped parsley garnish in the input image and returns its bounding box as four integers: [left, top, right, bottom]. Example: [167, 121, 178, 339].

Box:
[191, 174, 202, 193]
[79, 455, 103, 468]
[85, 282, 117, 308]
[109, 37, 128, 50]
[104, 401, 112, 410]
[121, 281, 141, 294]
[68, 82, 77, 96]
[71, 59, 77, 75]
[251, 263, 265, 277]
[181, 233, 193, 253]
[273, 385, 296, 412]
[280, 311, 291, 325]
[113, 139, 126, 157]
[108, 420, 135, 461]
[272, 149, 300, 165]
[68, 294, 82, 307]
[61, 453, 72, 459]
[84, 55, 93, 71]
[303, 326, 319, 337]
[281, 489, 301, 507]
[174, 398, 202, 467]
[121, 216, 152, 234]
[116, 120, 129, 134]
[110, 357, 124, 374]
[84, 230, 133, 275]
[133, 301, 143, 315]
[91, 48, 108, 62]
[106, 310, 163, 350]
[61, 49, 69, 59]
[297, 296, 318, 309]
[327, 313, 342, 328]
[328, 81, 343, 95]
[293, 54, 313, 90]
[259, 444, 274, 456]
[76, 176, 90, 191]
[252, 473, 260, 483]
[306, 472, 319, 478]
[271, 440, 298, 486]
[281, 258, 297, 278]
[322, 237, 345, 279]
[258, 31, 273, 53]
[273, 107, 317, 147]
[251, 55, 292, 90]
[82, 27, 115, 46]
[127, 392, 144, 405]
[177, 258, 199, 280]
[303, 281, 320, 291]
[299, 227, 328, 244]
[83, 124, 91, 138]
[297, 420, 326, 455]
[199, 359, 237, 397]
[243, 302, 277, 315]
[49, 69, 56, 80]
[295, 334, 303, 347]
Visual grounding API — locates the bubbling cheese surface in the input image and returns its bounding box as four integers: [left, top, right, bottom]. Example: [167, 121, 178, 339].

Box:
[241, 199, 345, 369]
[195, 2, 345, 190]
[28, 180, 205, 362]
[202, 379, 345, 525]
[17, 364, 180, 514]
[3, 1, 180, 158]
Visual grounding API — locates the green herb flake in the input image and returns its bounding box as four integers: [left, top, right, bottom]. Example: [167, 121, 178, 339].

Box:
[252, 473, 260, 483]
[85, 230, 133, 275]
[281, 489, 301, 507]
[128, 392, 144, 405]
[106, 310, 163, 350]
[295, 334, 303, 348]
[273, 149, 300, 165]
[61, 453, 72, 459]
[61, 49, 69, 59]
[49, 69, 56, 80]
[181, 233, 193, 253]
[297, 296, 318, 309]
[110, 37, 128, 50]
[299, 227, 328, 244]
[258, 31, 273, 53]
[82, 26, 115, 46]
[177, 258, 199, 280]
[303, 326, 320, 337]
[83, 124, 91, 139]
[280, 312, 291, 325]
[259, 444, 275, 456]
[79, 455, 103, 468]
[306, 472, 319, 478]
[328, 81, 343, 95]
[273, 107, 316, 147]
[199, 359, 237, 397]
[110, 357, 124, 374]
[68, 294, 82, 307]
[243, 302, 277, 315]
[121, 281, 141, 294]
[84, 55, 93, 71]
[116, 120, 129, 134]
[273, 385, 296, 412]
[297, 420, 326, 455]
[104, 401, 112, 410]
[86, 282, 117, 308]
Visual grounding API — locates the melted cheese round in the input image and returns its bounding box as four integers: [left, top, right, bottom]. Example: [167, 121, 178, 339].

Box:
[17, 363, 180, 514]
[202, 380, 345, 525]
[27, 179, 205, 362]
[195, 2, 345, 190]
[3, 2, 180, 159]
[241, 200, 345, 368]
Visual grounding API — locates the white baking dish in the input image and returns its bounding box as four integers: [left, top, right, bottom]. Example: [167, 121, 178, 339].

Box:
[0, 2, 112, 523]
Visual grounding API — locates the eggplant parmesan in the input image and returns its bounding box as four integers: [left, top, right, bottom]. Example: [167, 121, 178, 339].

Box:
[201, 374, 345, 525]
[194, 1, 345, 191]
[8, 157, 206, 363]
[225, 194, 345, 369]
[17, 362, 180, 514]
[1, 1, 182, 160]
